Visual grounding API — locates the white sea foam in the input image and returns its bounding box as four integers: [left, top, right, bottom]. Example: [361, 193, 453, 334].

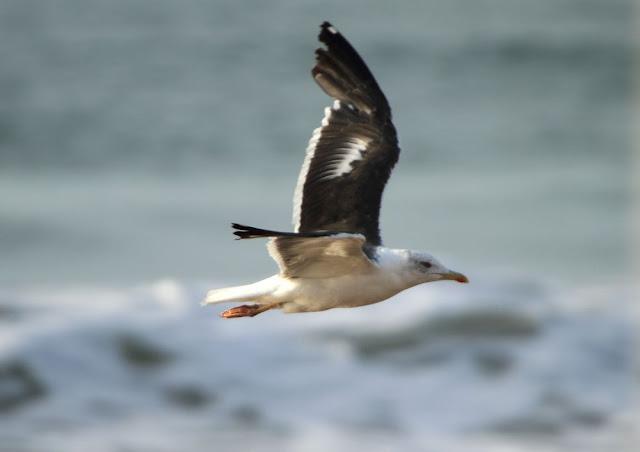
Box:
[0, 278, 636, 452]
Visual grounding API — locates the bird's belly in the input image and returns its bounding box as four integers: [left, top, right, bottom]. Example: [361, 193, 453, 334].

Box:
[279, 272, 405, 313]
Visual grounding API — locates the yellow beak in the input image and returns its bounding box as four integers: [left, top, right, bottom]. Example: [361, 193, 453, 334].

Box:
[441, 270, 469, 283]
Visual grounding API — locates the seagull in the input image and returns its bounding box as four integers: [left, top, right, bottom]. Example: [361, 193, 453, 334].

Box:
[204, 21, 468, 319]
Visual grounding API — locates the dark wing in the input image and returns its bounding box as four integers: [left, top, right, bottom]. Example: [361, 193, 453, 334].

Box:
[292, 22, 400, 246]
[267, 233, 375, 278]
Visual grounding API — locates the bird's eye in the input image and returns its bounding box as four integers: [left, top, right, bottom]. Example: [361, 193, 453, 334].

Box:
[420, 261, 432, 269]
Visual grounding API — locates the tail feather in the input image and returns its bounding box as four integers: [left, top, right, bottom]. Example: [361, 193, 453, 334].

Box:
[202, 277, 278, 306]
[202, 286, 254, 306]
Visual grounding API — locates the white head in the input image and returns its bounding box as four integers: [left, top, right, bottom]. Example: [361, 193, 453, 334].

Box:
[406, 250, 468, 285]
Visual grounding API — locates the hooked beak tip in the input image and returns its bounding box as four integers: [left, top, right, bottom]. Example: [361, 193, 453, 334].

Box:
[447, 271, 469, 284]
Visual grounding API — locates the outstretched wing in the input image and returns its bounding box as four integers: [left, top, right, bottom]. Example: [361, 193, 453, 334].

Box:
[292, 22, 400, 246]
[267, 233, 375, 279]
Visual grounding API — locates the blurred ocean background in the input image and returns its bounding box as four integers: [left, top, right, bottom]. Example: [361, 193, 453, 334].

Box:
[0, 1, 637, 451]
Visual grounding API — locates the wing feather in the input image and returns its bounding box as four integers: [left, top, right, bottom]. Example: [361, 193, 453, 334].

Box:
[267, 233, 375, 279]
[292, 22, 400, 246]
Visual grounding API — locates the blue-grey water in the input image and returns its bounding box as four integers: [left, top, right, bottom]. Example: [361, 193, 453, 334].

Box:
[0, 1, 637, 451]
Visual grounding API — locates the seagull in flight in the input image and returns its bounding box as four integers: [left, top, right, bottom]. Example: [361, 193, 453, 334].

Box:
[204, 22, 468, 318]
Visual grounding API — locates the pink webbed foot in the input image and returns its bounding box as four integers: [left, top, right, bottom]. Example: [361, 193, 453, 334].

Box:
[220, 304, 272, 319]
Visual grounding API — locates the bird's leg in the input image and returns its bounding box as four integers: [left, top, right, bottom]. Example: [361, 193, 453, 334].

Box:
[220, 303, 276, 319]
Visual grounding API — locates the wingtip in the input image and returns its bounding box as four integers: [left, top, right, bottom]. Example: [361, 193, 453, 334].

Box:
[319, 21, 339, 37]
[231, 223, 250, 240]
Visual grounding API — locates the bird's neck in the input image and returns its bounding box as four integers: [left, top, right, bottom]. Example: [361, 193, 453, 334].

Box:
[372, 245, 412, 277]
[374, 246, 408, 269]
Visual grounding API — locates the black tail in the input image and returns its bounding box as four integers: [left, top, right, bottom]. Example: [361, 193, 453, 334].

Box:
[312, 21, 390, 117]
[231, 223, 338, 240]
